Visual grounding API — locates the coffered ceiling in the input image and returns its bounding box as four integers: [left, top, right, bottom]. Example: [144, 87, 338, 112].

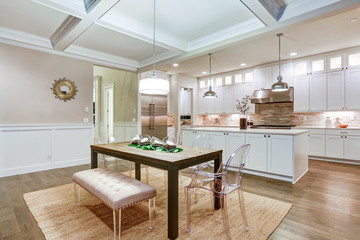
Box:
[0, 0, 359, 75]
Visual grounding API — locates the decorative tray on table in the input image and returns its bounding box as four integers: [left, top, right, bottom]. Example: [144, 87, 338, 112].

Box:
[128, 135, 183, 153]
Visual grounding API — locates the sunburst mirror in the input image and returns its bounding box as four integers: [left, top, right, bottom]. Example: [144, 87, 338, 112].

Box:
[51, 77, 78, 102]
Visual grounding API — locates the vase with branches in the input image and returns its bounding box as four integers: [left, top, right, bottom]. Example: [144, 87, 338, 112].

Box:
[235, 95, 251, 129]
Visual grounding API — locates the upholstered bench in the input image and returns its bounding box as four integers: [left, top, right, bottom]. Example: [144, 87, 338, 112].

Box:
[73, 168, 156, 240]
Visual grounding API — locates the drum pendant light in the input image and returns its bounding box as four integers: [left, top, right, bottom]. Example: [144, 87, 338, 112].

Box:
[139, 0, 169, 95]
[203, 53, 217, 98]
[271, 33, 289, 92]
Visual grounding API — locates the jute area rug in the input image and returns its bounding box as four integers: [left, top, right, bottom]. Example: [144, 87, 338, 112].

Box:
[24, 168, 291, 240]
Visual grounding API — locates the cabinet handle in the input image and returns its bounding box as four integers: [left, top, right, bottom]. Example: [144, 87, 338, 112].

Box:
[346, 67, 348, 70]
[341, 136, 343, 138]
[345, 136, 347, 138]
[268, 135, 270, 138]
[224, 133, 225, 135]
[341, 67, 344, 71]
[264, 135, 266, 138]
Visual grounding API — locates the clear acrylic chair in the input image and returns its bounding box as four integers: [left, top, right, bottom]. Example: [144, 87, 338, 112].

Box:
[185, 144, 251, 240]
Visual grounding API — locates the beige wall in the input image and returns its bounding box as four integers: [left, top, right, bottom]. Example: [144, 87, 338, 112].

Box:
[93, 66, 138, 123]
[0, 43, 93, 124]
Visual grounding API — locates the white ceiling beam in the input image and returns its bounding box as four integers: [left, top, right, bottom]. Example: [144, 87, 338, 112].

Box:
[239, 0, 278, 26]
[258, 0, 286, 21]
[50, 0, 121, 51]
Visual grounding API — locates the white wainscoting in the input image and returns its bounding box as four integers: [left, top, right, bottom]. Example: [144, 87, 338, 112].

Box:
[0, 124, 94, 177]
[114, 122, 140, 141]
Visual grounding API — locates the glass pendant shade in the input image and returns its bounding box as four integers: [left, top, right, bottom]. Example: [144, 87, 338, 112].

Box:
[139, 75, 169, 95]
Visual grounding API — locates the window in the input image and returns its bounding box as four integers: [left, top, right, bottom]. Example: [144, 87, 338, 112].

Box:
[312, 60, 324, 72]
[245, 72, 253, 82]
[348, 53, 360, 67]
[224, 76, 232, 85]
[330, 56, 342, 70]
[207, 79, 213, 87]
[199, 80, 206, 89]
[215, 77, 223, 86]
[234, 74, 242, 83]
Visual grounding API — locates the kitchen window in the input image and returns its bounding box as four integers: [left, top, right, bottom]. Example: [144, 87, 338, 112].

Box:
[234, 74, 242, 83]
[224, 76, 232, 85]
[312, 60, 324, 72]
[348, 53, 360, 67]
[330, 56, 342, 70]
[245, 72, 253, 82]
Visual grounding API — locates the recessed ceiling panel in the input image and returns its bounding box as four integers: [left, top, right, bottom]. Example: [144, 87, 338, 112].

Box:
[72, 25, 169, 61]
[0, 0, 68, 38]
[102, 0, 257, 41]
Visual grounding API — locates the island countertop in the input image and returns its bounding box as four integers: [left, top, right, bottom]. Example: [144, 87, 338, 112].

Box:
[185, 126, 308, 135]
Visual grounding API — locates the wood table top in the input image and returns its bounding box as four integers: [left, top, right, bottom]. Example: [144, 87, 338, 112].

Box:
[91, 142, 222, 168]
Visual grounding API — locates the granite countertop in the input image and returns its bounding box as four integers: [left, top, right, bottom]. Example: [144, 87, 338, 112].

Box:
[293, 126, 360, 130]
[184, 126, 308, 135]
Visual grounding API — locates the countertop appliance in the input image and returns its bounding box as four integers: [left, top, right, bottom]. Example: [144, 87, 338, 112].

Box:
[251, 87, 294, 104]
[141, 94, 167, 139]
[251, 124, 296, 129]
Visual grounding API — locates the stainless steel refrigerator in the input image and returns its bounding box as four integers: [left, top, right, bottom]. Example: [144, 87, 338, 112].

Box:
[141, 94, 168, 139]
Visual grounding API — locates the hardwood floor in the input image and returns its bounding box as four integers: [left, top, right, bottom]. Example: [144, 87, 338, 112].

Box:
[0, 160, 359, 239]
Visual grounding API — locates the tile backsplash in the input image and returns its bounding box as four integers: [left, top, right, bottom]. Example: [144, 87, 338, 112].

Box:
[197, 103, 360, 128]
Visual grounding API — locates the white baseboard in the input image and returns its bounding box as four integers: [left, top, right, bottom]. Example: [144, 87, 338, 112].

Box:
[309, 156, 360, 165]
[0, 158, 89, 177]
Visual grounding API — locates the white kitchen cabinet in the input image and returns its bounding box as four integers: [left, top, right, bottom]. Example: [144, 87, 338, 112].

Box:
[198, 89, 215, 114]
[294, 57, 326, 76]
[272, 62, 294, 87]
[227, 132, 246, 166]
[309, 73, 327, 111]
[294, 75, 309, 112]
[223, 86, 234, 113]
[179, 89, 192, 115]
[344, 136, 360, 160]
[210, 131, 228, 163]
[325, 135, 343, 158]
[345, 68, 360, 110]
[346, 51, 360, 70]
[213, 87, 224, 114]
[233, 83, 255, 114]
[182, 130, 201, 146]
[245, 134, 267, 172]
[267, 135, 293, 176]
[327, 54, 345, 72]
[309, 134, 326, 157]
[327, 71, 345, 110]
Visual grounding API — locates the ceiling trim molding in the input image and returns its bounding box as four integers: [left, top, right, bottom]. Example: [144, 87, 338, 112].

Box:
[0, 38, 138, 72]
[31, 0, 86, 18]
[0, 27, 52, 48]
[65, 45, 140, 68]
[138, 51, 181, 68]
[96, 20, 187, 52]
[187, 18, 265, 52]
[51, 16, 82, 48]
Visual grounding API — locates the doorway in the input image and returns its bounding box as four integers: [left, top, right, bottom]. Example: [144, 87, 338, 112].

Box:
[104, 83, 114, 140]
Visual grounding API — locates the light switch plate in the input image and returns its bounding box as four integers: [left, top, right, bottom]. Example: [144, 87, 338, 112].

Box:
[83, 117, 89, 123]
[350, 114, 355, 121]
[85, 107, 89, 112]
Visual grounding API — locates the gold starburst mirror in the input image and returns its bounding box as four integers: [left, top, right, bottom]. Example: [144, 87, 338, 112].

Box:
[51, 77, 78, 102]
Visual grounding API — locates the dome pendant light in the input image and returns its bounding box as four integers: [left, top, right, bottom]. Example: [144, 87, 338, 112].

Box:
[139, 0, 169, 95]
[271, 33, 289, 92]
[203, 53, 217, 98]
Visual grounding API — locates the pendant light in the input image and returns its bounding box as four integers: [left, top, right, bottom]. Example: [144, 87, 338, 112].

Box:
[271, 33, 289, 92]
[203, 53, 217, 98]
[139, 0, 169, 95]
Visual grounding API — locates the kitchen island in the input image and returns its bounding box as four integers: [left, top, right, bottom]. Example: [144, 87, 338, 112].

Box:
[182, 127, 309, 183]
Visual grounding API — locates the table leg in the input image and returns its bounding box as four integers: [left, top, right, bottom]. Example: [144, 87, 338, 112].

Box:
[168, 167, 179, 240]
[135, 163, 141, 181]
[91, 149, 98, 169]
[214, 153, 222, 210]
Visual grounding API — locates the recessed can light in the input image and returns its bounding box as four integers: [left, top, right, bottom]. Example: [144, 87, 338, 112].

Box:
[350, 18, 357, 22]
[202, 71, 207, 74]
[290, 52, 298, 56]
[173, 63, 179, 67]
[240, 63, 246, 67]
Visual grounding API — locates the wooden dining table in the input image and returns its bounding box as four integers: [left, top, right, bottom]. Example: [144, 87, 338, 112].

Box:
[90, 142, 222, 240]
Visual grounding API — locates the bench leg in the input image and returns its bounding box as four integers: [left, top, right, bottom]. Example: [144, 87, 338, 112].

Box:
[73, 183, 80, 206]
[149, 197, 156, 230]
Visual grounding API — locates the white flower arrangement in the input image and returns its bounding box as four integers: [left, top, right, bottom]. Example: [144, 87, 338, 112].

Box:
[235, 95, 251, 115]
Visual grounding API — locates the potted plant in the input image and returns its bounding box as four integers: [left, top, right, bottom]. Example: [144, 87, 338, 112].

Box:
[235, 95, 251, 129]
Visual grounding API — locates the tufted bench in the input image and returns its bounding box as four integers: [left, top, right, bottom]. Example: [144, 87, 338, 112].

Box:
[73, 168, 156, 240]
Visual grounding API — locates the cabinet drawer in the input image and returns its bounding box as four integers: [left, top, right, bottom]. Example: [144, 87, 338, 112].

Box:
[326, 129, 360, 136]
[308, 129, 326, 135]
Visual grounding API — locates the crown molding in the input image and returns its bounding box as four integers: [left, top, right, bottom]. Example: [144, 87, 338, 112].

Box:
[187, 18, 265, 52]
[0, 27, 52, 48]
[65, 45, 140, 69]
[138, 51, 181, 68]
[0, 37, 138, 72]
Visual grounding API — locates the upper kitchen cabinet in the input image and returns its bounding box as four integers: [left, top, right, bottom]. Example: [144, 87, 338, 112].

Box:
[233, 82, 255, 114]
[294, 57, 326, 76]
[198, 89, 215, 114]
[294, 75, 310, 112]
[346, 51, 360, 70]
[254, 62, 293, 90]
[179, 88, 192, 116]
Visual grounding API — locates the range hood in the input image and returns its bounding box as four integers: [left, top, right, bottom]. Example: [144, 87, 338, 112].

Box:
[251, 87, 294, 104]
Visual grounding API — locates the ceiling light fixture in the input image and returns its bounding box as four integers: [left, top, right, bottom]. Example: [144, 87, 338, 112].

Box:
[240, 63, 246, 67]
[272, 33, 289, 92]
[203, 53, 217, 99]
[139, 0, 169, 95]
[290, 52, 298, 56]
[350, 18, 357, 22]
[202, 71, 207, 74]
[173, 63, 179, 67]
